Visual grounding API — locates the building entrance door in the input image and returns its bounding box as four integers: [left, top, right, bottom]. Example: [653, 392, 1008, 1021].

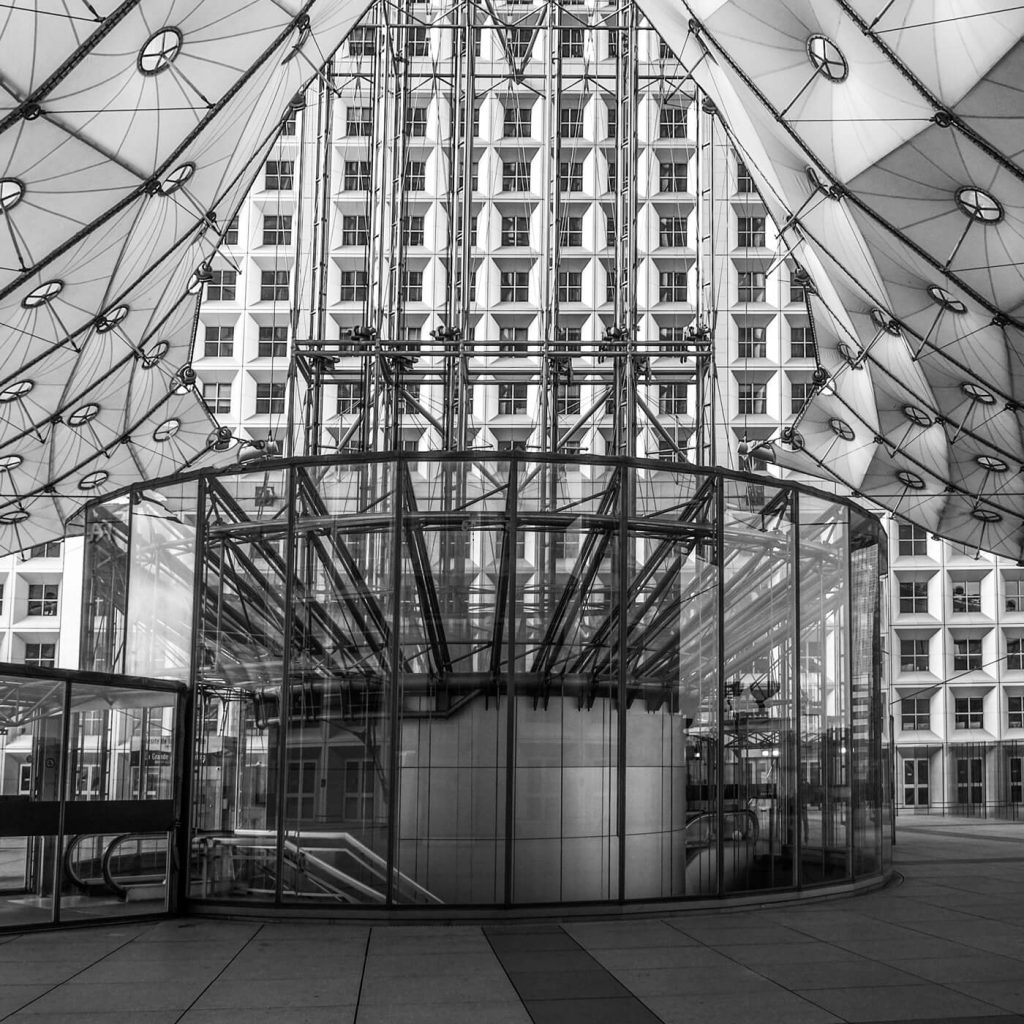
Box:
[1009, 756, 1022, 805]
[956, 757, 984, 806]
[903, 758, 929, 807]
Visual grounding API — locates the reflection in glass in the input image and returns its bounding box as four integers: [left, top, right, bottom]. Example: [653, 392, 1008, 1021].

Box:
[80, 455, 888, 908]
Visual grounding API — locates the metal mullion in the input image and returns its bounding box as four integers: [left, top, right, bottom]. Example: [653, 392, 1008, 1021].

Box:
[175, 474, 207, 914]
[503, 458, 519, 905]
[791, 488, 802, 890]
[273, 467, 298, 906]
[385, 462, 405, 904]
[715, 478, 725, 897]
[616, 463, 629, 900]
[51, 678, 73, 927]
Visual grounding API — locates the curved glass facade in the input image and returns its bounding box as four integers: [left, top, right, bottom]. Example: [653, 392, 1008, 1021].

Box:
[82, 454, 889, 908]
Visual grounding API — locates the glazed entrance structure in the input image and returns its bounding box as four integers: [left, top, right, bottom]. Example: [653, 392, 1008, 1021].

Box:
[80, 453, 889, 910]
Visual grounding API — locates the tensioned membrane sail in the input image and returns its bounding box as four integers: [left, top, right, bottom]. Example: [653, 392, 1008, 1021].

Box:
[644, 1, 1024, 559]
[0, 1, 365, 552]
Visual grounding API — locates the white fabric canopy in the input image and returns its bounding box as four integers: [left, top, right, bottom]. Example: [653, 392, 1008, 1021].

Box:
[0, 1, 365, 552]
[4, 1, 1024, 559]
[647, 1, 1024, 558]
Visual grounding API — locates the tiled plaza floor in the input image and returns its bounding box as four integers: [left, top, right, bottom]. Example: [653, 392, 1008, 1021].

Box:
[2, 815, 1024, 1024]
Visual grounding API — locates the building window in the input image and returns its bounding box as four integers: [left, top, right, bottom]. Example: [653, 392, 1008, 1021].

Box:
[405, 160, 426, 191]
[559, 160, 583, 192]
[901, 697, 930, 730]
[899, 581, 928, 614]
[659, 161, 688, 192]
[791, 380, 812, 415]
[558, 271, 582, 303]
[606, 105, 616, 139]
[203, 325, 233, 358]
[343, 161, 371, 190]
[900, 638, 929, 673]
[502, 160, 531, 192]
[790, 277, 806, 303]
[659, 217, 687, 248]
[737, 216, 766, 248]
[340, 270, 368, 301]
[659, 326, 689, 353]
[605, 266, 616, 303]
[952, 579, 981, 614]
[27, 542, 61, 559]
[898, 523, 928, 557]
[737, 382, 767, 415]
[738, 326, 767, 359]
[508, 28, 532, 60]
[498, 326, 528, 354]
[556, 384, 581, 416]
[406, 27, 429, 57]
[224, 215, 239, 245]
[498, 383, 528, 415]
[658, 271, 687, 302]
[264, 160, 294, 190]
[255, 382, 286, 415]
[737, 161, 755, 193]
[257, 326, 288, 359]
[498, 271, 528, 303]
[607, 161, 616, 194]
[202, 382, 231, 415]
[405, 106, 427, 137]
[27, 584, 59, 617]
[559, 216, 583, 248]
[954, 695, 984, 728]
[341, 215, 368, 246]
[738, 271, 766, 303]
[346, 105, 373, 137]
[561, 28, 584, 58]
[1006, 577, 1024, 612]
[262, 215, 292, 246]
[336, 383, 362, 414]
[605, 215, 616, 250]
[281, 113, 296, 137]
[24, 643, 55, 668]
[348, 26, 375, 55]
[659, 39, 673, 59]
[404, 216, 425, 247]
[659, 383, 688, 415]
[559, 106, 583, 138]
[503, 104, 531, 137]
[1009, 695, 1024, 729]
[658, 104, 687, 138]
[953, 639, 982, 673]
[501, 216, 530, 247]
[260, 269, 290, 302]
[790, 326, 814, 359]
[206, 270, 236, 302]
[403, 270, 423, 301]
[343, 759, 375, 820]
[555, 325, 581, 352]
[1008, 637, 1024, 672]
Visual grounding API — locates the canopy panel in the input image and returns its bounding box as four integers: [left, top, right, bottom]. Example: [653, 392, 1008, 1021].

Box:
[0, 1, 366, 552]
[650, 1, 1024, 559]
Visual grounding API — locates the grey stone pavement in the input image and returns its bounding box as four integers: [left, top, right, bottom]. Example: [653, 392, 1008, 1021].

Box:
[2, 816, 1024, 1024]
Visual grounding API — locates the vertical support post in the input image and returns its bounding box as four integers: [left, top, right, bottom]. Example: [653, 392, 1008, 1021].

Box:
[52, 678, 73, 926]
[616, 462, 630, 900]
[385, 460, 405, 903]
[273, 466, 298, 904]
[503, 457, 519, 905]
[715, 476, 725, 896]
[694, 88, 718, 468]
[791, 488, 802, 888]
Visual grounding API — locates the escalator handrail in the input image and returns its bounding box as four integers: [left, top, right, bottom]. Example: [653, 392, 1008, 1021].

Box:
[101, 832, 167, 899]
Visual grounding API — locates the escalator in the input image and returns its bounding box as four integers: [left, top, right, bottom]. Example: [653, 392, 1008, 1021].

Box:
[64, 832, 169, 904]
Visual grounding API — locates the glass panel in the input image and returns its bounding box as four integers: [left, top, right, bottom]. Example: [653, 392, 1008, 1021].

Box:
[0, 678, 64, 928]
[62, 683, 176, 921]
[850, 509, 884, 875]
[721, 479, 795, 892]
[192, 469, 293, 904]
[278, 465, 394, 906]
[798, 496, 850, 883]
[512, 505, 619, 903]
[624, 523, 718, 898]
[395, 511, 507, 904]
[412, 459, 510, 513]
[125, 481, 199, 680]
[517, 460, 617, 515]
[82, 500, 131, 673]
